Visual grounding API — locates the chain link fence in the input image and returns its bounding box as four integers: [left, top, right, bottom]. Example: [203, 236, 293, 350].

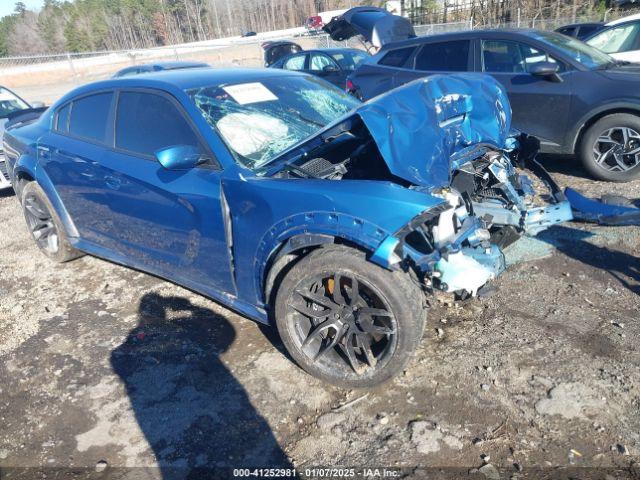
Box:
[0, 10, 633, 104]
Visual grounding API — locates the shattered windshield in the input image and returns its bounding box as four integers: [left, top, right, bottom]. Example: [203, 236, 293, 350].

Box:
[0, 87, 29, 118]
[187, 76, 360, 170]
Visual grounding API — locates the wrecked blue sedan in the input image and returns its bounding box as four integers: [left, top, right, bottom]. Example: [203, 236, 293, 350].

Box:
[3, 68, 573, 387]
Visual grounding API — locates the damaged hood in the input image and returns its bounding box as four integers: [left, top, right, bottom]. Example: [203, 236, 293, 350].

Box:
[265, 73, 511, 189]
[323, 7, 415, 48]
[358, 73, 512, 188]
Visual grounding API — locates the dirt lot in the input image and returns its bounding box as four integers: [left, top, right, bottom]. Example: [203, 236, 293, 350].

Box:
[0, 157, 639, 479]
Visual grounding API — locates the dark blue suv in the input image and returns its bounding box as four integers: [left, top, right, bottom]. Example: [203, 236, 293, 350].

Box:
[344, 28, 640, 182]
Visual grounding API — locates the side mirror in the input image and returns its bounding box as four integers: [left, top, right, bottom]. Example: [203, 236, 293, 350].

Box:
[530, 62, 562, 82]
[155, 145, 207, 170]
[30, 101, 45, 108]
[322, 64, 339, 73]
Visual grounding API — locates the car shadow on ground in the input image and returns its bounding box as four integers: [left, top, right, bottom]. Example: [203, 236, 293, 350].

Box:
[111, 292, 293, 477]
[0, 188, 15, 199]
[537, 225, 640, 295]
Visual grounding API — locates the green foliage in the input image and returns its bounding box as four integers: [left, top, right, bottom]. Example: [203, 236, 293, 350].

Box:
[0, 14, 18, 56]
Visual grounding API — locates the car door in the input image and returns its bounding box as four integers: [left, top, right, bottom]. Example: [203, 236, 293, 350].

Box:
[308, 52, 344, 87]
[352, 45, 418, 100]
[37, 91, 115, 243]
[479, 39, 574, 150]
[95, 89, 234, 293]
[586, 21, 640, 63]
[392, 39, 473, 88]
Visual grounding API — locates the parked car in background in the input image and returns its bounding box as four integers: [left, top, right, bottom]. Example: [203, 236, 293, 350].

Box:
[113, 61, 209, 78]
[555, 22, 605, 40]
[241, 31, 257, 37]
[262, 40, 303, 67]
[341, 28, 640, 181]
[3, 68, 577, 386]
[584, 13, 640, 63]
[269, 48, 369, 88]
[324, 6, 416, 51]
[0, 86, 46, 191]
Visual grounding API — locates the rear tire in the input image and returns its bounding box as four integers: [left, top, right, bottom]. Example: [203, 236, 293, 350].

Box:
[21, 182, 82, 263]
[579, 113, 640, 182]
[274, 245, 426, 388]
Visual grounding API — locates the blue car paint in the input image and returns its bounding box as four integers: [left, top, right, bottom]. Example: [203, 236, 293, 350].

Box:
[356, 74, 511, 190]
[565, 187, 640, 225]
[221, 177, 443, 305]
[4, 68, 545, 325]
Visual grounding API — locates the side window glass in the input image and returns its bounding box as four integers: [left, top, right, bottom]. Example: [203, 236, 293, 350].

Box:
[520, 43, 564, 72]
[283, 54, 306, 70]
[588, 23, 640, 53]
[558, 27, 576, 37]
[116, 91, 205, 158]
[56, 103, 71, 133]
[482, 40, 524, 73]
[415, 40, 470, 71]
[68, 92, 113, 143]
[520, 44, 549, 70]
[310, 53, 336, 71]
[378, 46, 416, 67]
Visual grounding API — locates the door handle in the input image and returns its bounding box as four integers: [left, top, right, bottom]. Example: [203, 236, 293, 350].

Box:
[104, 175, 122, 190]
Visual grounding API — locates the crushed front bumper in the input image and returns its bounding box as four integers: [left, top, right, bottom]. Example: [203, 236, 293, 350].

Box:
[373, 154, 575, 297]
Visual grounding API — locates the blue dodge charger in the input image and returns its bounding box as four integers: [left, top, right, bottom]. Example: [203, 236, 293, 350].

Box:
[3, 68, 574, 386]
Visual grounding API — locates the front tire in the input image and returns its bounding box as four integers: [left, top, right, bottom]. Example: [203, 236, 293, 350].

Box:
[579, 113, 640, 182]
[274, 245, 426, 388]
[21, 182, 81, 263]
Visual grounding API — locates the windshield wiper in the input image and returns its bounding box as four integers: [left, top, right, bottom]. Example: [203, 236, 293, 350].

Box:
[286, 107, 325, 128]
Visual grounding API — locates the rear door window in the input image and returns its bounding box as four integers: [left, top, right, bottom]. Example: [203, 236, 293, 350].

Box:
[55, 103, 71, 133]
[414, 40, 470, 71]
[115, 91, 205, 158]
[283, 54, 307, 71]
[309, 53, 339, 71]
[68, 92, 113, 143]
[557, 26, 576, 37]
[378, 46, 416, 67]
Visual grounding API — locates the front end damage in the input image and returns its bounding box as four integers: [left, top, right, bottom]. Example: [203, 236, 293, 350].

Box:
[371, 134, 574, 297]
[263, 73, 627, 298]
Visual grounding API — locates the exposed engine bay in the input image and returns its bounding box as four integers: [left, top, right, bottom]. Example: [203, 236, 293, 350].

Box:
[270, 115, 403, 183]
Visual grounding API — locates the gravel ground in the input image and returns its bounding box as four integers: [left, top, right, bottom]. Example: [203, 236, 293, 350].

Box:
[0, 156, 639, 479]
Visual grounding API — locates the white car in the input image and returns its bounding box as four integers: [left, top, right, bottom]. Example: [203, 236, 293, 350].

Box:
[585, 13, 640, 63]
[0, 86, 44, 190]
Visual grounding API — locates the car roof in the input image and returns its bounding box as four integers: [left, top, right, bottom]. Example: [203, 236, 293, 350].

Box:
[557, 22, 604, 28]
[607, 12, 640, 26]
[311, 48, 365, 54]
[57, 68, 304, 104]
[380, 28, 556, 49]
[140, 61, 209, 69]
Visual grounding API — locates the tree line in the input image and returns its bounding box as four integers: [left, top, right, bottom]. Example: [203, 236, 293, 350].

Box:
[0, 0, 620, 57]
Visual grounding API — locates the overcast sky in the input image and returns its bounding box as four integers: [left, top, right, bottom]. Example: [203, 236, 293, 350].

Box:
[0, 0, 45, 19]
